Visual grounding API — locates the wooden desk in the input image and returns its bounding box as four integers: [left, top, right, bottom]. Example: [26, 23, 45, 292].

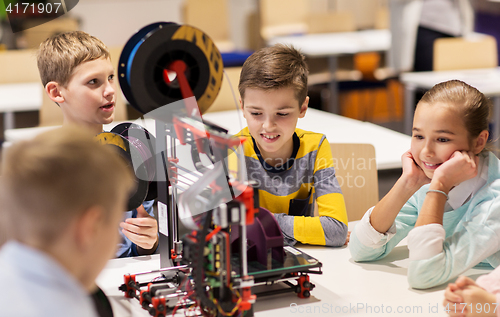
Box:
[96, 222, 492, 317]
[400, 68, 500, 142]
[267, 30, 391, 114]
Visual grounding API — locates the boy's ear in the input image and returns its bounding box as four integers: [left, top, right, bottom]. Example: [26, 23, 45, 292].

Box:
[299, 96, 309, 118]
[45, 81, 65, 103]
[74, 205, 105, 252]
[473, 130, 489, 154]
[240, 98, 245, 118]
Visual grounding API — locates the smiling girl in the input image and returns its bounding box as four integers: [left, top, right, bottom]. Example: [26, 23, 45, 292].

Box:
[350, 80, 500, 289]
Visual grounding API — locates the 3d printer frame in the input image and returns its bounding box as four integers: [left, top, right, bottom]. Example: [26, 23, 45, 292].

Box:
[116, 22, 323, 317]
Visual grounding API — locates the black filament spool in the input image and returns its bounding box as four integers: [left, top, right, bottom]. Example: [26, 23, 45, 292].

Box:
[118, 22, 224, 115]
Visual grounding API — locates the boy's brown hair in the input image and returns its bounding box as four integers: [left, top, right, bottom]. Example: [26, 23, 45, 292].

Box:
[36, 31, 110, 87]
[238, 44, 309, 105]
[0, 126, 135, 246]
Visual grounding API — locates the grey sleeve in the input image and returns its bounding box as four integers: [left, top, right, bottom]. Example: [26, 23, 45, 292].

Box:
[273, 213, 297, 246]
[321, 216, 348, 247]
[273, 213, 348, 247]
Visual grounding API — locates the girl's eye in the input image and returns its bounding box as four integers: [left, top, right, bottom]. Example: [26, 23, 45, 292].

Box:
[250, 112, 261, 116]
[108, 74, 115, 81]
[413, 135, 423, 140]
[437, 138, 450, 142]
[277, 113, 289, 117]
[88, 79, 97, 84]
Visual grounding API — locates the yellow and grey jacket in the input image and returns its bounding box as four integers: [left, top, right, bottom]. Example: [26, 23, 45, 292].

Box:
[236, 127, 348, 246]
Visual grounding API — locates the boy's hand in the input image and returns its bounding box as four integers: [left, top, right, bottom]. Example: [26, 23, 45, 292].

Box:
[455, 276, 479, 289]
[462, 285, 497, 317]
[433, 151, 479, 192]
[444, 281, 465, 316]
[120, 204, 158, 252]
[401, 150, 431, 190]
[452, 286, 496, 317]
[344, 231, 351, 245]
[443, 276, 474, 316]
[443, 276, 497, 317]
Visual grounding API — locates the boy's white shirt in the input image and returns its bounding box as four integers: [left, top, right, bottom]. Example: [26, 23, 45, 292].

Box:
[355, 154, 489, 260]
[0, 240, 99, 317]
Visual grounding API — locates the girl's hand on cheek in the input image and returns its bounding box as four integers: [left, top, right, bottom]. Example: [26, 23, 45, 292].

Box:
[401, 150, 431, 189]
[433, 151, 479, 191]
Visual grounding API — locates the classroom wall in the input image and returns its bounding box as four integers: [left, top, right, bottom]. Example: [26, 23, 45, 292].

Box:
[70, 0, 256, 49]
[1, 0, 389, 51]
[45, 0, 388, 50]
[70, 0, 183, 47]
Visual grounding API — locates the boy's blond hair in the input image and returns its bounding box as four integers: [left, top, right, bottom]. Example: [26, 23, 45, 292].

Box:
[36, 31, 110, 87]
[238, 44, 309, 106]
[0, 126, 135, 245]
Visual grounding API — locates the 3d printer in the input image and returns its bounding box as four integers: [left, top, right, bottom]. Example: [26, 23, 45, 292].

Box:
[112, 22, 323, 317]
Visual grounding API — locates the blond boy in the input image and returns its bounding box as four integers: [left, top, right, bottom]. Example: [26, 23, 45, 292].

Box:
[0, 126, 134, 317]
[36, 31, 158, 257]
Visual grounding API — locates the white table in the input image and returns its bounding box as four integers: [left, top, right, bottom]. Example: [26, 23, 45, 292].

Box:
[3, 118, 156, 147]
[400, 68, 500, 140]
[3, 109, 410, 170]
[267, 29, 392, 114]
[96, 222, 492, 317]
[0, 82, 42, 132]
[203, 109, 410, 170]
